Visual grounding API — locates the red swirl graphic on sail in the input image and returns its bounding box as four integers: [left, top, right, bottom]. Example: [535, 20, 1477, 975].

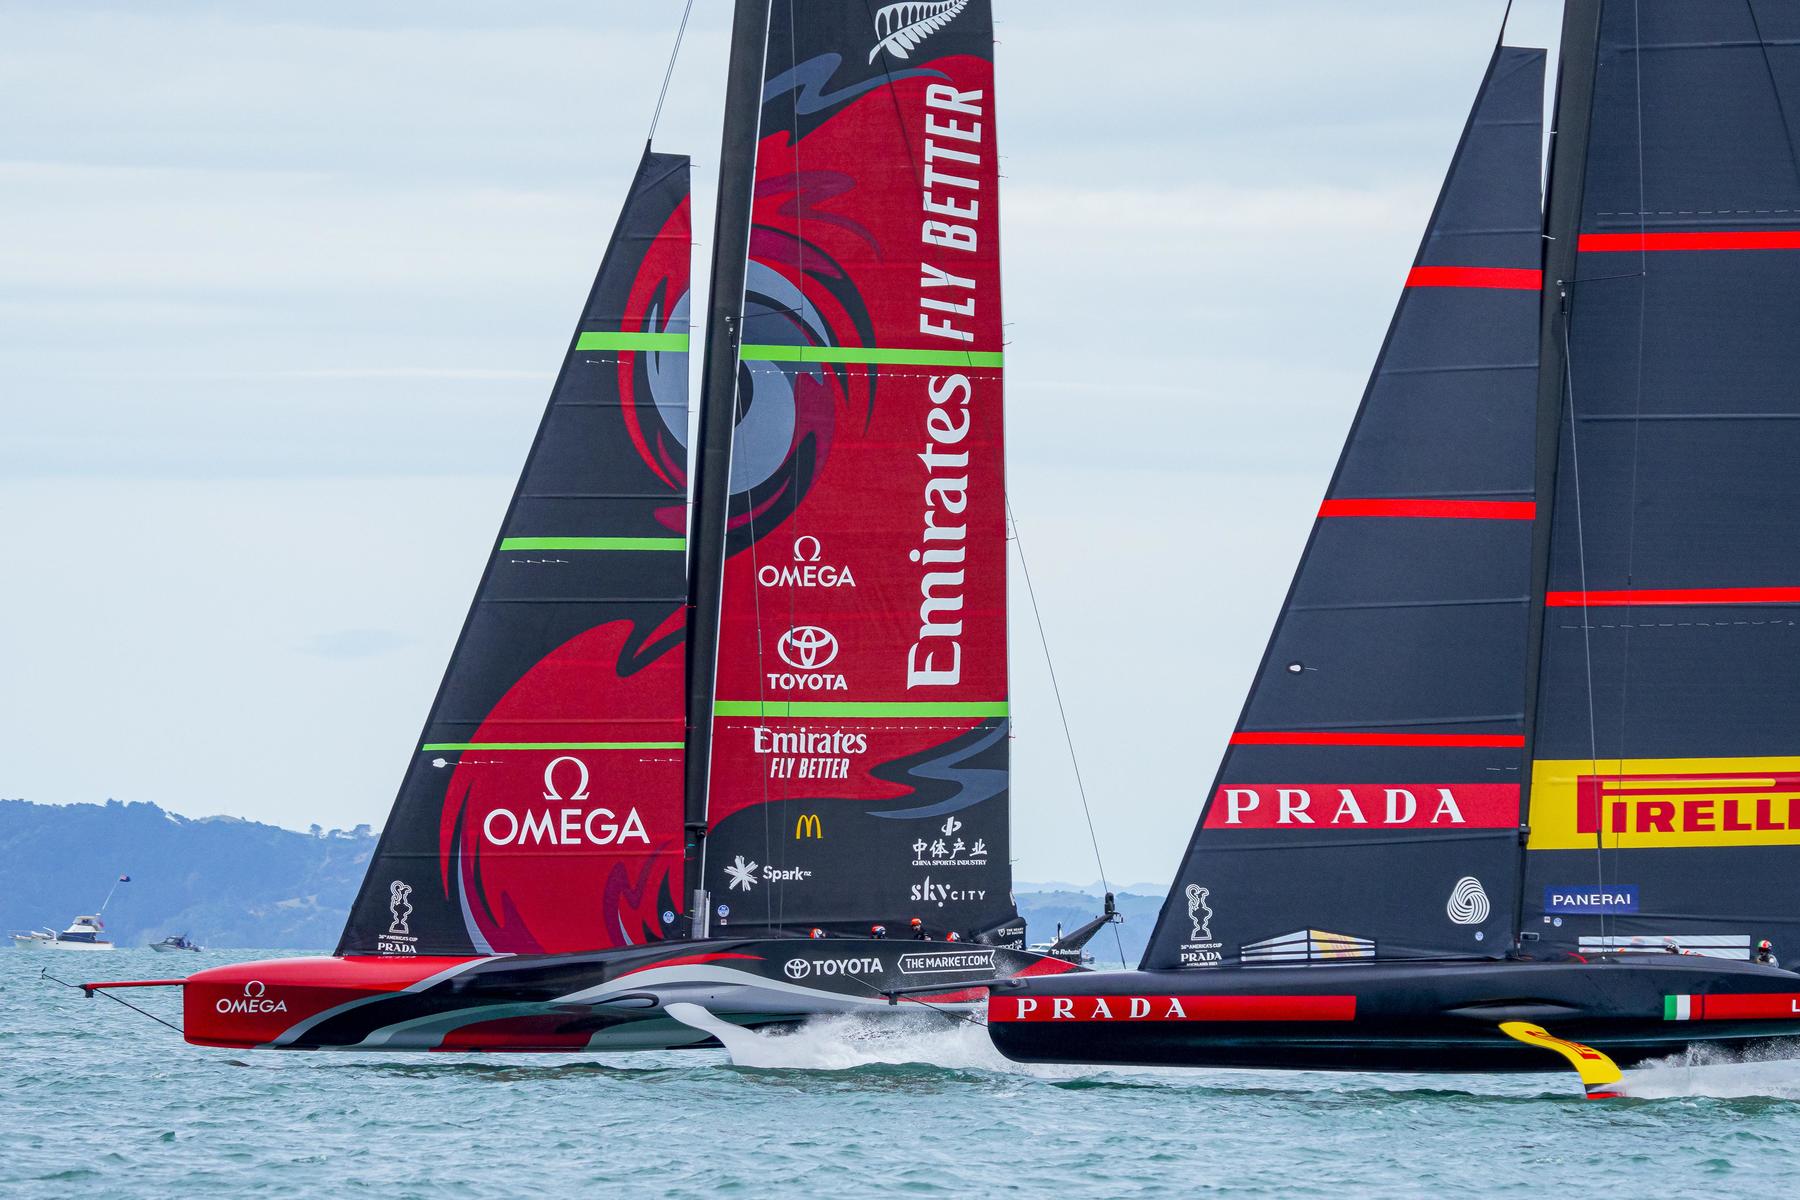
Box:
[437, 618, 684, 954]
[702, 43, 1014, 935]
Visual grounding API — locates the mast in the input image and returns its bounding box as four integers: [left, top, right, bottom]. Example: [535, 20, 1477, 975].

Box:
[1513, 0, 1602, 949]
[694, 0, 1018, 942]
[683, 0, 773, 937]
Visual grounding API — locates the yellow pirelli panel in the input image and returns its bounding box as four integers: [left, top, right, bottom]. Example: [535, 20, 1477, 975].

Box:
[1528, 757, 1800, 851]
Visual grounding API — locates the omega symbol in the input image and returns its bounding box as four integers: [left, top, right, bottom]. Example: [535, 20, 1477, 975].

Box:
[543, 755, 591, 802]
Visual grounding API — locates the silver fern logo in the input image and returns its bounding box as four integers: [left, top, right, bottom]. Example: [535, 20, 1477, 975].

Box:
[870, 0, 971, 63]
[1446, 876, 1490, 925]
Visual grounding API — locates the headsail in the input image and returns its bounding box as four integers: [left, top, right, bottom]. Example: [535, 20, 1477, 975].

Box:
[1522, 2, 1800, 958]
[697, 0, 1018, 941]
[338, 150, 691, 957]
[1142, 48, 1547, 969]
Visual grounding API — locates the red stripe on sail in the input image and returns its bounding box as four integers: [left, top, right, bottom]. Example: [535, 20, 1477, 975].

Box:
[1580, 231, 1800, 253]
[1319, 499, 1536, 520]
[1546, 587, 1800, 607]
[1230, 731, 1524, 748]
[1404, 266, 1542, 289]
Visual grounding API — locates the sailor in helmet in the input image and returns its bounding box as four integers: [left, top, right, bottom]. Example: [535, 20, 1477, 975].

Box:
[870, 924, 888, 940]
[808, 927, 825, 939]
[1757, 939, 1779, 967]
[910, 917, 929, 941]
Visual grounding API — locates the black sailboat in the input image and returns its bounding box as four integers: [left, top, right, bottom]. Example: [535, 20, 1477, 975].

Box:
[85, 0, 1103, 1053]
[989, 1, 1800, 1094]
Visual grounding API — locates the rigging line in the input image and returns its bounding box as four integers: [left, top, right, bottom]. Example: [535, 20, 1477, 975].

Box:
[781, 0, 803, 939]
[647, 0, 697, 144]
[41, 971, 184, 1037]
[1006, 494, 1126, 968]
[1611, 0, 1650, 907]
[1744, 0, 1800, 194]
[745, 486, 776, 932]
[1561, 308, 1608, 942]
[1495, 0, 1516, 49]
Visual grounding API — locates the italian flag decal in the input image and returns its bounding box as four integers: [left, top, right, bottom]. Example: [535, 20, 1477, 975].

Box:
[1664, 993, 1800, 1021]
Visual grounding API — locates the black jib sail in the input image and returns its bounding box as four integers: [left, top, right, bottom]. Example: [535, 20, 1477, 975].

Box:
[337, 150, 692, 958]
[1521, 1, 1800, 961]
[695, 0, 1021, 942]
[1141, 47, 1547, 970]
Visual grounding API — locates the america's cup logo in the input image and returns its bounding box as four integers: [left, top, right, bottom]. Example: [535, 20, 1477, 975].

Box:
[388, 880, 413, 936]
[1186, 884, 1213, 941]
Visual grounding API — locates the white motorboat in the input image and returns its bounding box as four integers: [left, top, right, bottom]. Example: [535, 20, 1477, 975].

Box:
[149, 934, 203, 953]
[12, 874, 130, 950]
[11, 915, 114, 951]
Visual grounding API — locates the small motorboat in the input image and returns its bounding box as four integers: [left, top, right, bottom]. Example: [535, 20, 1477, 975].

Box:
[11, 915, 114, 951]
[149, 934, 203, 953]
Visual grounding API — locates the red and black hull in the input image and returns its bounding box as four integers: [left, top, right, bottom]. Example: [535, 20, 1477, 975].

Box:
[987, 957, 1800, 1073]
[181, 938, 1074, 1052]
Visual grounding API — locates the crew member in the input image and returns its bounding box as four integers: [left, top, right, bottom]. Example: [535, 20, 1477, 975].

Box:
[910, 918, 929, 941]
[870, 924, 888, 940]
[945, 931, 961, 943]
[1758, 939, 1779, 966]
[809, 927, 825, 940]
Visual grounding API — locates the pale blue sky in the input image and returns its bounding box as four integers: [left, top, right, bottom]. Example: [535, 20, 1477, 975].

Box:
[0, 0, 1566, 886]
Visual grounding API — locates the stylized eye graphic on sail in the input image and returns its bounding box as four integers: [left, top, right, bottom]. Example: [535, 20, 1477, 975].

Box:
[728, 214, 876, 556]
[616, 193, 694, 504]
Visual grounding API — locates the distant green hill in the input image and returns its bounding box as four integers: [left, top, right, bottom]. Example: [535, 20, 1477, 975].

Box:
[0, 798, 1163, 954]
[0, 799, 374, 949]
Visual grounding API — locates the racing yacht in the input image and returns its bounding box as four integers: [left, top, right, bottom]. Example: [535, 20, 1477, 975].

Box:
[987, 2, 1800, 1097]
[84, 0, 1109, 1052]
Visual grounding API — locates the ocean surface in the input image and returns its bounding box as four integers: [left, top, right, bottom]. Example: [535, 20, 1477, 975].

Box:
[8, 950, 1800, 1198]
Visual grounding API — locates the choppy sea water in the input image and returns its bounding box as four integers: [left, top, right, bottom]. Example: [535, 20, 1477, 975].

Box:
[8, 951, 1800, 1198]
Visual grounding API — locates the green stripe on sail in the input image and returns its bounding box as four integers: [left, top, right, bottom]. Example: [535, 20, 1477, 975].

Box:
[575, 331, 689, 351]
[421, 742, 682, 752]
[712, 700, 1009, 718]
[499, 537, 685, 552]
[739, 344, 1003, 368]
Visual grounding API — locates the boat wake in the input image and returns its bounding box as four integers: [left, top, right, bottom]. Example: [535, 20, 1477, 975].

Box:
[665, 1003, 1128, 1078]
[1621, 1039, 1800, 1099]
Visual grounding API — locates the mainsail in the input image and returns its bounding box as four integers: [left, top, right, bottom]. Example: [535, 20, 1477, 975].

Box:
[1522, 2, 1800, 958]
[338, 149, 691, 957]
[1142, 48, 1547, 968]
[696, 0, 1019, 940]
